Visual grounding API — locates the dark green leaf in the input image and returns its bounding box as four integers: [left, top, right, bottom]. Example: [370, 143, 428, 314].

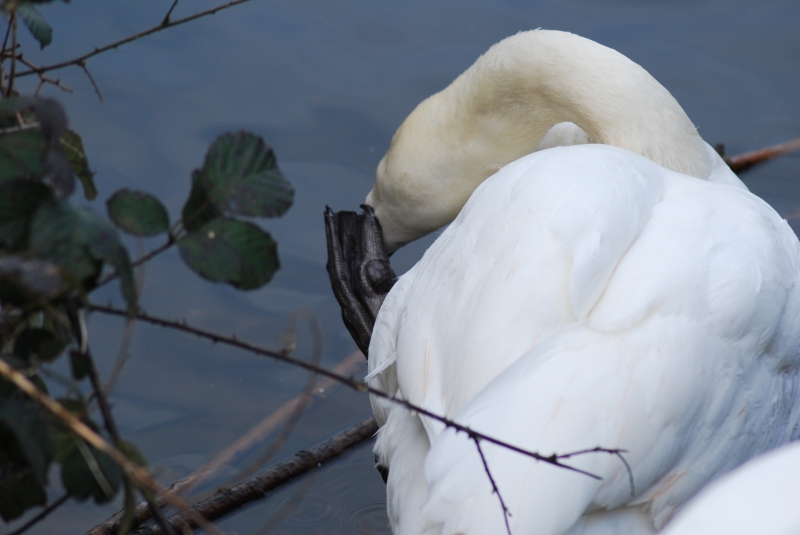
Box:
[107, 189, 169, 237]
[30, 199, 137, 310]
[0, 399, 55, 483]
[61, 130, 96, 200]
[0, 129, 47, 181]
[69, 350, 90, 380]
[0, 465, 46, 521]
[14, 328, 66, 363]
[61, 440, 123, 503]
[0, 179, 53, 250]
[17, 3, 52, 49]
[196, 131, 293, 219]
[178, 218, 279, 290]
[0, 255, 65, 306]
[182, 171, 222, 232]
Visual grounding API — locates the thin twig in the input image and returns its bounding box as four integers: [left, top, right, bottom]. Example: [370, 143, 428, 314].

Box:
[6, 13, 17, 97]
[96, 235, 174, 289]
[721, 137, 800, 174]
[6, 493, 70, 535]
[105, 239, 147, 394]
[129, 417, 379, 535]
[79, 61, 105, 104]
[0, 357, 226, 535]
[474, 438, 513, 535]
[88, 304, 624, 479]
[162, 0, 181, 26]
[16, 0, 257, 78]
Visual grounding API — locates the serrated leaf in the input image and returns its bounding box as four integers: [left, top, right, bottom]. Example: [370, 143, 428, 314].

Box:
[0, 178, 53, 250]
[178, 218, 279, 290]
[30, 199, 137, 310]
[0, 399, 55, 483]
[17, 3, 52, 49]
[0, 465, 46, 521]
[61, 130, 96, 200]
[61, 439, 123, 503]
[0, 129, 47, 181]
[196, 131, 293, 219]
[107, 189, 169, 237]
[182, 171, 222, 232]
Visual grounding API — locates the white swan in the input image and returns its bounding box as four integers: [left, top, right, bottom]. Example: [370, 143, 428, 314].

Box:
[362, 30, 800, 535]
[659, 441, 800, 535]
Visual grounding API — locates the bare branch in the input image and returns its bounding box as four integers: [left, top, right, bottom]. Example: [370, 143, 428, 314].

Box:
[162, 0, 181, 26]
[0, 357, 226, 535]
[15, 0, 257, 78]
[87, 351, 364, 535]
[79, 62, 104, 104]
[6, 13, 17, 97]
[473, 438, 513, 535]
[88, 303, 624, 479]
[128, 417, 379, 535]
[719, 137, 800, 174]
[6, 493, 70, 535]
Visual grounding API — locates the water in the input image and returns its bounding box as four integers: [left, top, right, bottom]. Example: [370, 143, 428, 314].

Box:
[4, 1, 800, 533]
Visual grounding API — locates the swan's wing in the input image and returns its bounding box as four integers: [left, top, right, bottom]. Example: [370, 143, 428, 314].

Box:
[660, 441, 800, 535]
[370, 145, 800, 534]
[417, 151, 800, 534]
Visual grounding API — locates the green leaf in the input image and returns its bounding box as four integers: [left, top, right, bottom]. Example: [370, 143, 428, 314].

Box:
[17, 3, 52, 49]
[0, 179, 53, 250]
[182, 171, 222, 232]
[196, 131, 293, 219]
[30, 199, 137, 310]
[61, 130, 96, 200]
[178, 218, 279, 290]
[61, 439, 123, 503]
[0, 129, 47, 182]
[14, 328, 67, 363]
[0, 465, 46, 521]
[107, 189, 169, 237]
[0, 399, 55, 484]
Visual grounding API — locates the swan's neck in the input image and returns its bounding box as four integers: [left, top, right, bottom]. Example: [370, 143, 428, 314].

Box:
[368, 30, 711, 251]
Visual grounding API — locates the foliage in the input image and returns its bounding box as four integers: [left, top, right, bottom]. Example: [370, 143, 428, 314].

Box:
[0, 2, 294, 523]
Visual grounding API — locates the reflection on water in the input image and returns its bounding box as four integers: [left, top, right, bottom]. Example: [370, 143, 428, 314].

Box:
[5, 0, 800, 533]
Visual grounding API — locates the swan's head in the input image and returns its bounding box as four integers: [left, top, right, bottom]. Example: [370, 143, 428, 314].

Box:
[365, 29, 710, 253]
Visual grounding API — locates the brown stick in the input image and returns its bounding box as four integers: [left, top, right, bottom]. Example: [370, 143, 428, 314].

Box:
[723, 137, 800, 174]
[128, 417, 378, 535]
[85, 351, 364, 535]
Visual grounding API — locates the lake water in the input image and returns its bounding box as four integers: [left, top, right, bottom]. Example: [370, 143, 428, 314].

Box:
[5, 1, 800, 533]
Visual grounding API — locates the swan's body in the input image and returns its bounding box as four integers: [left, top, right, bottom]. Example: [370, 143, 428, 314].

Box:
[660, 441, 800, 535]
[364, 30, 800, 535]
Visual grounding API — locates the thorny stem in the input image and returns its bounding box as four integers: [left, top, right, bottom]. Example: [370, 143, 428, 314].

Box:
[88, 303, 630, 480]
[15, 0, 257, 78]
[474, 438, 513, 535]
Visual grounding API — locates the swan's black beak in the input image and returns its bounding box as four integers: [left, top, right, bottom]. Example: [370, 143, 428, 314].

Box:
[324, 205, 396, 359]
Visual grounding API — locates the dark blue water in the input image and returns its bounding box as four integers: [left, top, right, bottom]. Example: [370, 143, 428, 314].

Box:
[5, 1, 800, 533]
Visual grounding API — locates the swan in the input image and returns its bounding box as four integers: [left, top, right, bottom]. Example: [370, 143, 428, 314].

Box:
[659, 441, 800, 535]
[361, 30, 800, 535]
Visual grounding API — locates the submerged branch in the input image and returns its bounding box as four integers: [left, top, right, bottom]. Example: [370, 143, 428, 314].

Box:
[128, 417, 379, 535]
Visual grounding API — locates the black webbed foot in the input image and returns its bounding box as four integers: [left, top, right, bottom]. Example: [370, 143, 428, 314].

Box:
[324, 205, 396, 358]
